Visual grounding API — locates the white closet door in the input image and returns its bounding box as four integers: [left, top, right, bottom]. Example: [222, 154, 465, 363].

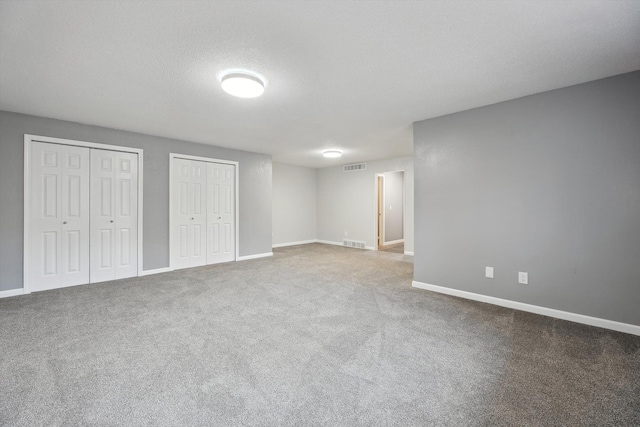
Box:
[172, 158, 207, 269]
[30, 142, 90, 291]
[90, 149, 138, 283]
[207, 163, 235, 264]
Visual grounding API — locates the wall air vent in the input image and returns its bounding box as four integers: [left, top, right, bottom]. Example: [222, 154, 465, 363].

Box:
[343, 239, 366, 249]
[343, 163, 367, 172]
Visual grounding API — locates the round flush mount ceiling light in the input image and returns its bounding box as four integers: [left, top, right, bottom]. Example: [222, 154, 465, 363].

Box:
[322, 150, 342, 158]
[221, 73, 265, 98]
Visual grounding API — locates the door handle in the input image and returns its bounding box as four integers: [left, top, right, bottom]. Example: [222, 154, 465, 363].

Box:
[63, 221, 67, 225]
[110, 220, 114, 223]
[191, 217, 194, 220]
[218, 217, 221, 220]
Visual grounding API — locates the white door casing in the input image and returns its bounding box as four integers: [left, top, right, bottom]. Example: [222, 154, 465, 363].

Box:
[90, 149, 139, 283]
[29, 142, 90, 291]
[172, 158, 207, 269]
[207, 162, 235, 264]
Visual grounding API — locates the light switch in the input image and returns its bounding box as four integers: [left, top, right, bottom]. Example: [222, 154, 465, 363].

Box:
[485, 266, 494, 279]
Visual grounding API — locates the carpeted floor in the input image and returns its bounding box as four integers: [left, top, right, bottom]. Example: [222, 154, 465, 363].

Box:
[1, 243, 639, 426]
[379, 244, 404, 254]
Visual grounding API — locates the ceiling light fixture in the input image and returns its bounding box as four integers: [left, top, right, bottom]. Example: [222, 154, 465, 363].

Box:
[221, 72, 265, 98]
[323, 150, 342, 158]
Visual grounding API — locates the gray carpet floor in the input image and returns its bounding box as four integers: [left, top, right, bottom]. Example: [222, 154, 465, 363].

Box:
[380, 244, 404, 254]
[1, 243, 639, 426]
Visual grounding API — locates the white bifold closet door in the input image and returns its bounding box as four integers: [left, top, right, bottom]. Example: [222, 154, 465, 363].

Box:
[30, 142, 91, 291]
[90, 149, 139, 283]
[172, 157, 235, 269]
[172, 158, 207, 269]
[207, 162, 235, 264]
[29, 142, 139, 292]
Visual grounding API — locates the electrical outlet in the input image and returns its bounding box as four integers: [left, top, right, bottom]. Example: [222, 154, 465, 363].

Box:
[518, 272, 529, 285]
[485, 266, 494, 279]
[344, 231, 348, 236]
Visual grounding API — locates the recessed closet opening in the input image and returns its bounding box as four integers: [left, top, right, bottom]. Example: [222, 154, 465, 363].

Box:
[23, 134, 144, 293]
[169, 153, 239, 270]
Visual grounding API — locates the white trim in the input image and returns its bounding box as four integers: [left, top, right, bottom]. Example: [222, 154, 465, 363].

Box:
[23, 134, 144, 294]
[272, 239, 318, 248]
[404, 251, 414, 256]
[412, 280, 640, 336]
[383, 239, 404, 246]
[237, 252, 273, 261]
[316, 239, 344, 247]
[316, 240, 374, 250]
[140, 267, 173, 276]
[0, 288, 26, 299]
[169, 153, 240, 269]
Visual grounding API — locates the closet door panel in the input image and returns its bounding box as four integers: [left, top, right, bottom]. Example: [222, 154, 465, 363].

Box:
[30, 142, 90, 291]
[90, 150, 116, 283]
[114, 152, 138, 279]
[90, 149, 139, 283]
[172, 159, 192, 269]
[206, 163, 235, 264]
[172, 158, 206, 269]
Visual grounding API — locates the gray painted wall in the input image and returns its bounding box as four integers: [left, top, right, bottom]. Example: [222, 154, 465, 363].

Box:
[383, 171, 404, 243]
[317, 156, 413, 252]
[272, 163, 317, 245]
[0, 110, 272, 292]
[413, 71, 640, 326]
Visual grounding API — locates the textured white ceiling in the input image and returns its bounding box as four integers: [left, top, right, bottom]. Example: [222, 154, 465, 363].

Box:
[1, 1, 639, 167]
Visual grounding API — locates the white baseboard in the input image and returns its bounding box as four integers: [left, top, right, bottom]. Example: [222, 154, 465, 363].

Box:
[237, 252, 273, 261]
[383, 239, 404, 246]
[272, 240, 317, 248]
[316, 239, 343, 247]
[412, 281, 640, 336]
[140, 267, 173, 276]
[316, 240, 374, 250]
[0, 288, 26, 299]
[404, 251, 414, 256]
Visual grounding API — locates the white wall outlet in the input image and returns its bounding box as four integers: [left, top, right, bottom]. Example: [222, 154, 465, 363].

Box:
[518, 272, 529, 285]
[485, 266, 494, 279]
[344, 231, 348, 236]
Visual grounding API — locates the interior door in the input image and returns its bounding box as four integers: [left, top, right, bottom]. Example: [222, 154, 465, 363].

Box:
[207, 162, 235, 264]
[90, 149, 138, 283]
[172, 158, 207, 269]
[30, 142, 90, 291]
[377, 175, 384, 249]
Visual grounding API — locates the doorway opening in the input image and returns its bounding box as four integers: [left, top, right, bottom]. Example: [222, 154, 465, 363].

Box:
[376, 170, 404, 252]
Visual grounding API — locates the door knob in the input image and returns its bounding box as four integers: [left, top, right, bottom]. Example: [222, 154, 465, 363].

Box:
[218, 217, 221, 220]
[63, 221, 67, 225]
[191, 217, 194, 220]
[110, 220, 114, 223]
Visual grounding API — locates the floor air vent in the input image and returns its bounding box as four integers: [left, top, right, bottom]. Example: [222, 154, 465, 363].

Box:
[343, 239, 366, 249]
[343, 163, 367, 172]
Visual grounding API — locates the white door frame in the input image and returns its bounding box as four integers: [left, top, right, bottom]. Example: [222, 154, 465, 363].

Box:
[373, 169, 405, 250]
[23, 134, 144, 294]
[169, 153, 239, 269]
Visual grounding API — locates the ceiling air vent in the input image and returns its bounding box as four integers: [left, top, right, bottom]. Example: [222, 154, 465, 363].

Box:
[343, 162, 367, 173]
